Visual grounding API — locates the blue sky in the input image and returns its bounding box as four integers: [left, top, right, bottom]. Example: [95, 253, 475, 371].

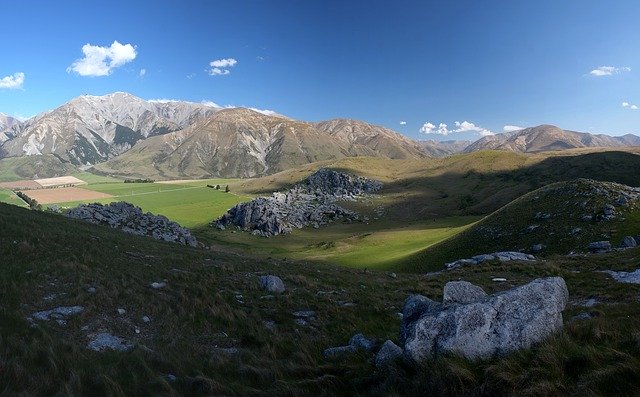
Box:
[1, 0, 639, 141]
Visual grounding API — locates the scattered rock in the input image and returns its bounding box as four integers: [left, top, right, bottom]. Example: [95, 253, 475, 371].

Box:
[621, 236, 638, 248]
[66, 202, 197, 246]
[571, 227, 582, 235]
[142, 316, 151, 323]
[117, 308, 126, 315]
[531, 244, 544, 253]
[388, 272, 397, 279]
[446, 251, 536, 269]
[571, 312, 597, 322]
[259, 275, 286, 294]
[403, 277, 568, 362]
[349, 333, 376, 352]
[87, 333, 133, 352]
[583, 298, 598, 307]
[602, 269, 640, 284]
[87, 287, 97, 294]
[214, 347, 239, 355]
[151, 282, 167, 289]
[588, 241, 611, 254]
[323, 345, 357, 359]
[31, 306, 84, 322]
[375, 340, 403, 369]
[442, 281, 487, 305]
[213, 169, 382, 236]
[492, 278, 507, 282]
[263, 320, 277, 331]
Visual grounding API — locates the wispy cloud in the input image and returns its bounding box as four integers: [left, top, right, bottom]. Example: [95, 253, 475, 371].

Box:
[399, 121, 407, 125]
[622, 101, 639, 110]
[67, 41, 137, 77]
[503, 125, 524, 132]
[208, 58, 237, 76]
[589, 66, 631, 77]
[139, 68, 146, 78]
[420, 120, 494, 136]
[0, 72, 25, 89]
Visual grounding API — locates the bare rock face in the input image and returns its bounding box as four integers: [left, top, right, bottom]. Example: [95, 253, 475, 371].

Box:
[214, 168, 382, 236]
[446, 251, 536, 270]
[402, 277, 568, 362]
[66, 202, 197, 246]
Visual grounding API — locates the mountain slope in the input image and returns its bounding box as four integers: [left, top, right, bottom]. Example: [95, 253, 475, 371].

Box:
[314, 119, 425, 159]
[94, 109, 425, 178]
[0, 113, 21, 142]
[465, 125, 640, 153]
[0, 93, 219, 165]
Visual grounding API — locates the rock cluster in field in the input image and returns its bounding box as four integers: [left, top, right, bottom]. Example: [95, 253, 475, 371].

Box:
[401, 277, 568, 362]
[213, 168, 382, 236]
[445, 251, 536, 270]
[66, 202, 197, 246]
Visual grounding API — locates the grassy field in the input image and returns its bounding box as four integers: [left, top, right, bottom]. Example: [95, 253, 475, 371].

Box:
[0, 189, 28, 207]
[200, 215, 480, 270]
[1, 202, 640, 395]
[51, 179, 250, 228]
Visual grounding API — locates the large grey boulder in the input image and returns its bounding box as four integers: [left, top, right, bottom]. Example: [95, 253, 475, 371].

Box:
[403, 277, 568, 362]
[443, 281, 487, 305]
[375, 340, 403, 369]
[602, 269, 640, 284]
[260, 275, 286, 293]
[399, 294, 441, 345]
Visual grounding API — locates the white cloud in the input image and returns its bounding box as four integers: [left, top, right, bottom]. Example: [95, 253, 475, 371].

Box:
[249, 107, 278, 116]
[438, 123, 449, 135]
[503, 125, 524, 132]
[589, 66, 631, 77]
[453, 121, 494, 136]
[0, 72, 25, 89]
[399, 121, 407, 125]
[67, 41, 137, 76]
[419, 122, 436, 134]
[622, 101, 639, 110]
[208, 58, 237, 76]
[139, 68, 146, 77]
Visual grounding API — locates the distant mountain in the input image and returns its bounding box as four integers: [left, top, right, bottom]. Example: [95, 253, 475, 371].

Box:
[0, 113, 21, 142]
[0, 92, 219, 165]
[465, 124, 640, 153]
[314, 119, 424, 159]
[94, 108, 426, 178]
[418, 140, 471, 157]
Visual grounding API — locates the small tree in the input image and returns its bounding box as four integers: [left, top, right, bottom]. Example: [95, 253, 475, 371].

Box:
[225, 185, 230, 193]
[215, 184, 220, 190]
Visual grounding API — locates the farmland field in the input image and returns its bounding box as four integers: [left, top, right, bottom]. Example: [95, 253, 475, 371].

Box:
[52, 178, 250, 228]
[23, 187, 113, 204]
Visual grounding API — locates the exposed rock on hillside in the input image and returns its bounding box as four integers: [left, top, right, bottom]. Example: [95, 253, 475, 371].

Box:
[402, 277, 568, 362]
[214, 169, 382, 236]
[445, 251, 536, 269]
[66, 202, 197, 246]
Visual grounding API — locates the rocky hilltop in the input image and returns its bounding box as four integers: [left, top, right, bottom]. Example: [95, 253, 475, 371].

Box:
[214, 168, 382, 236]
[66, 202, 197, 246]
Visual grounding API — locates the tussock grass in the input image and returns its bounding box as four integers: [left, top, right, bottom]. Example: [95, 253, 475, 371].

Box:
[2, 203, 640, 394]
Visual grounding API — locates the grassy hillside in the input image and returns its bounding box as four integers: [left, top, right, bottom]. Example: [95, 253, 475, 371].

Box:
[1, 203, 640, 395]
[0, 155, 78, 182]
[400, 179, 640, 272]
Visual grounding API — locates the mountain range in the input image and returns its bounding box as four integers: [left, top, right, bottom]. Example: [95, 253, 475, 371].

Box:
[1, 93, 639, 178]
[464, 124, 640, 153]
